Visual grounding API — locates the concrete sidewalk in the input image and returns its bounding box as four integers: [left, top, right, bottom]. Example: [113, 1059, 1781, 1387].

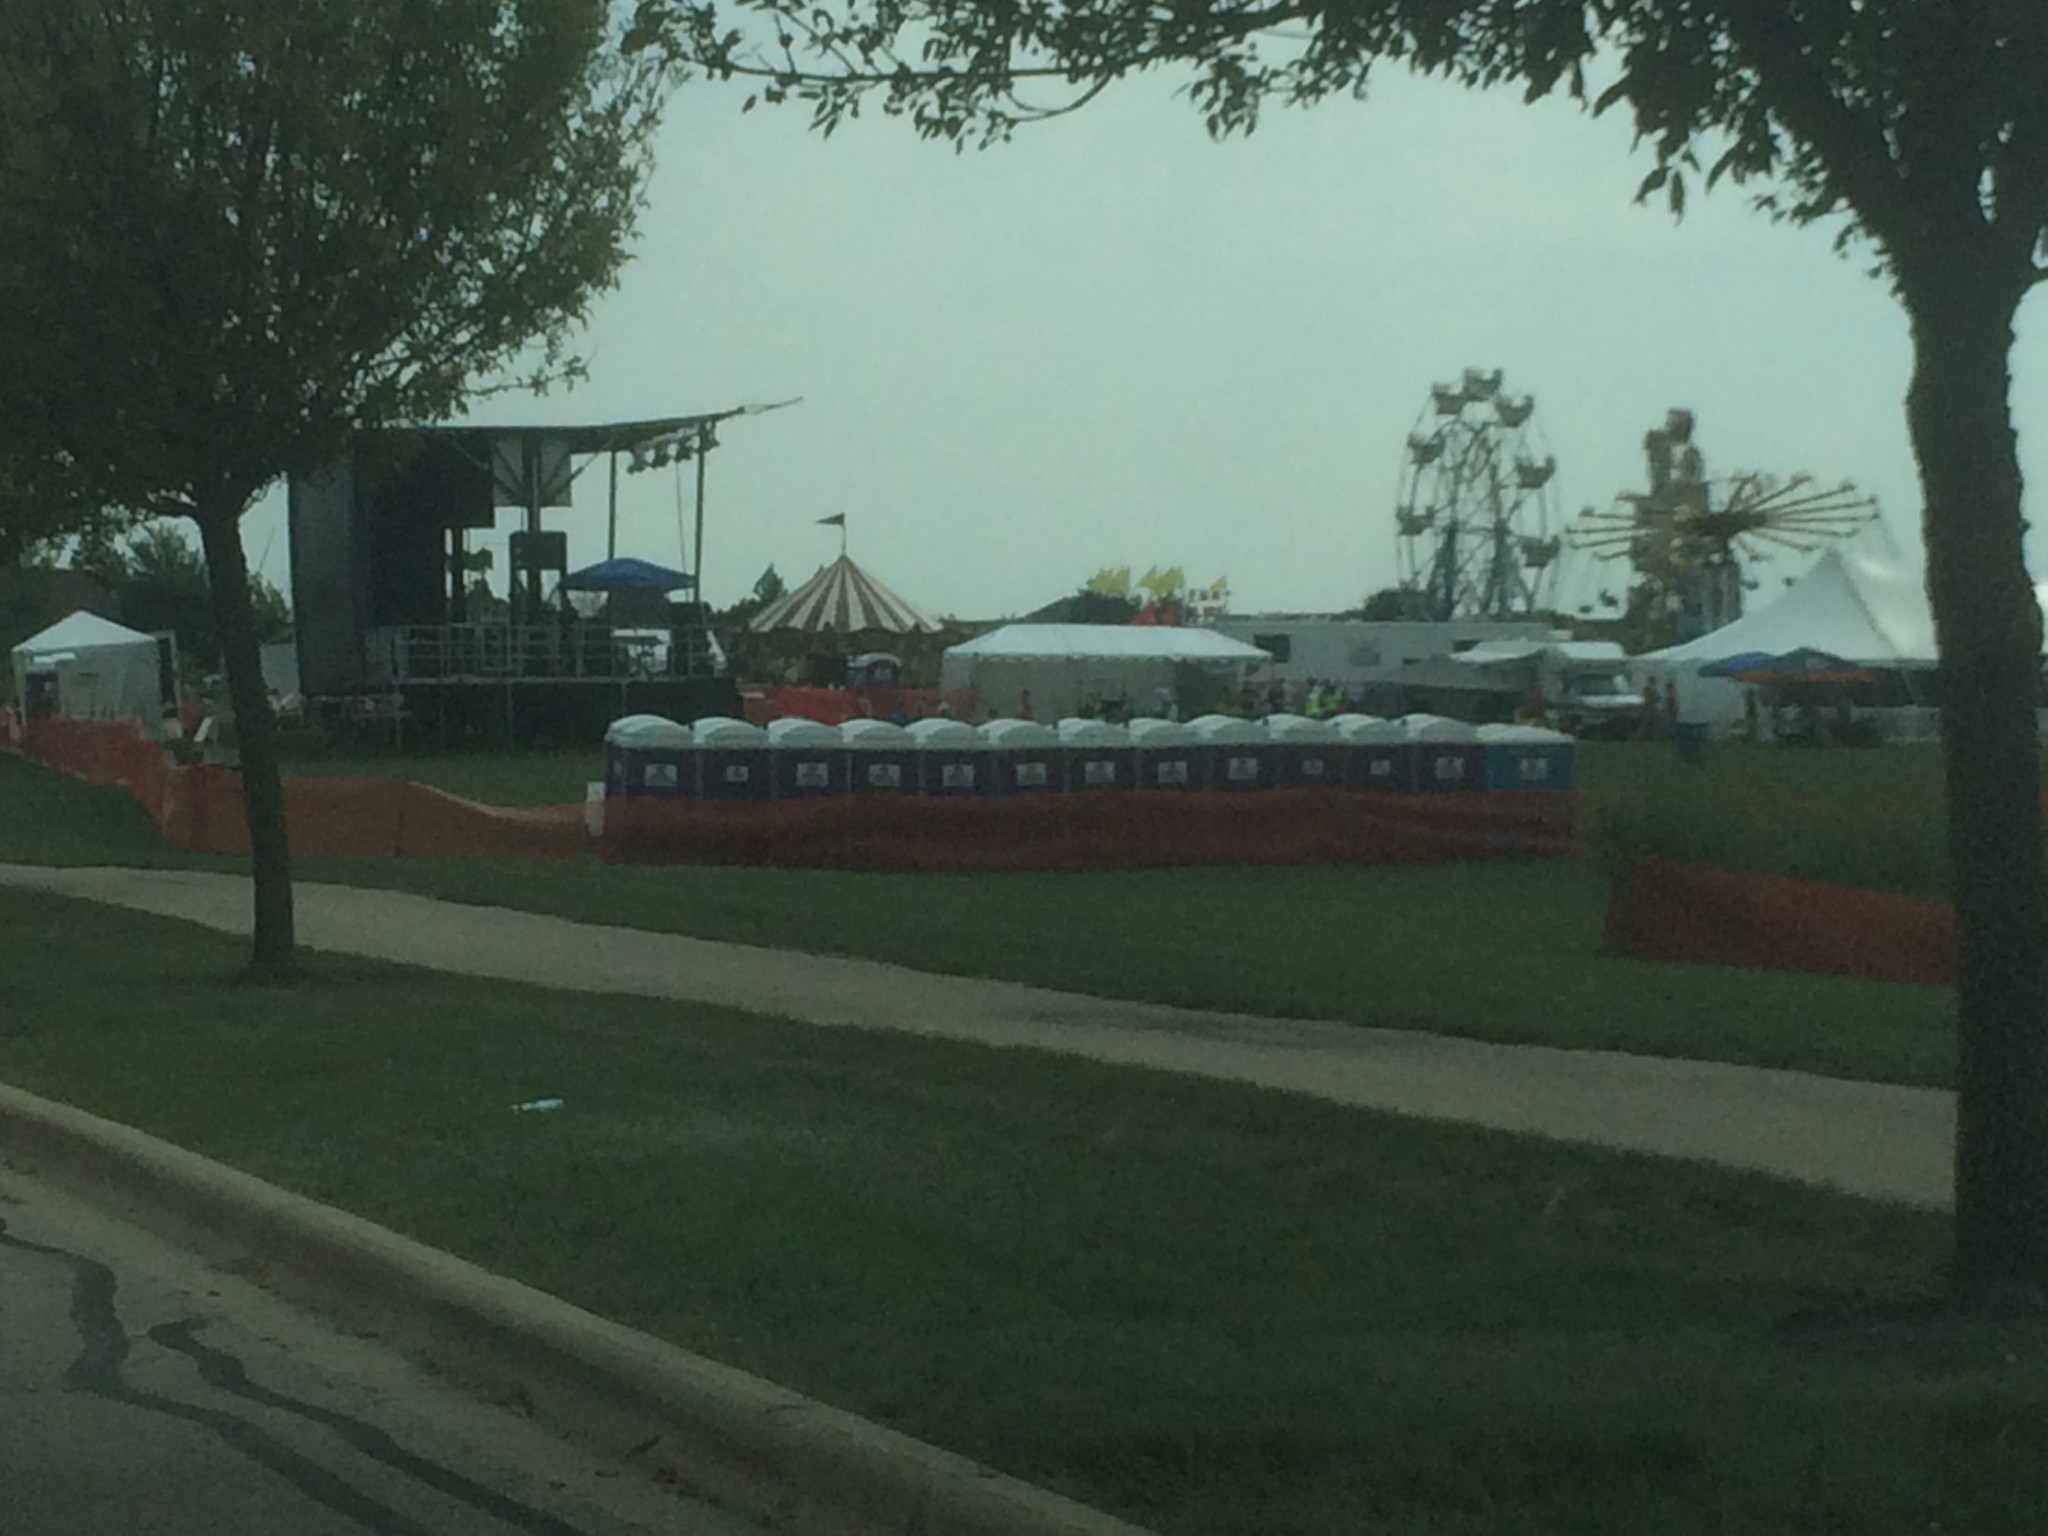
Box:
[0, 864, 1954, 1209]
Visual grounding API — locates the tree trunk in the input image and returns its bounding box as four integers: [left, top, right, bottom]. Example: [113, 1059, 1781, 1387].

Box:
[1903, 259, 2048, 1290]
[195, 494, 296, 976]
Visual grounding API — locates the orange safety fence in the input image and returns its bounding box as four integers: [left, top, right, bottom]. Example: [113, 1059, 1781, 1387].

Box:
[11, 714, 1576, 872]
[1601, 852, 1956, 988]
[174, 771, 594, 861]
[12, 715, 593, 862]
[601, 788, 1579, 873]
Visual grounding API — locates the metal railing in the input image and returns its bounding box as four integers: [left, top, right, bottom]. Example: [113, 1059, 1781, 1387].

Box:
[366, 624, 679, 683]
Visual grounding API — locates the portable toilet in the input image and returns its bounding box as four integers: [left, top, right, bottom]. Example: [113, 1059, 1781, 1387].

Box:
[1404, 714, 1486, 793]
[1186, 713, 1271, 792]
[604, 713, 689, 797]
[691, 715, 772, 801]
[1057, 717, 1134, 792]
[841, 717, 918, 794]
[1127, 717, 1201, 790]
[980, 718, 1064, 794]
[1261, 713, 1338, 789]
[604, 714, 694, 797]
[1476, 722, 1576, 791]
[1330, 714, 1412, 792]
[908, 716, 992, 795]
[767, 716, 848, 797]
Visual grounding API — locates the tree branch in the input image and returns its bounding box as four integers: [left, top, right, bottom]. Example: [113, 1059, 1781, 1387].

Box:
[1711, 0, 1905, 234]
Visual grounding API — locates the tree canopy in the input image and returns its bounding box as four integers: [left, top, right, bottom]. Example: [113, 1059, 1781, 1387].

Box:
[3, 0, 665, 521]
[1, 0, 668, 972]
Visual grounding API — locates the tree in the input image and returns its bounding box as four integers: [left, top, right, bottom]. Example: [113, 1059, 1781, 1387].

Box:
[74, 522, 293, 679]
[633, 0, 2048, 1288]
[1, 0, 665, 974]
[1353, 585, 1432, 622]
[1026, 588, 1142, 624]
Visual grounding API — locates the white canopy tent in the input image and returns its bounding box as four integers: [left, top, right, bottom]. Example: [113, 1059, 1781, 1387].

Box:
[941, 624, 1271, 719]
[1641, 545, 1940, 671]
[1632, 544, 1949, 732]
[10, 610, 166, 732]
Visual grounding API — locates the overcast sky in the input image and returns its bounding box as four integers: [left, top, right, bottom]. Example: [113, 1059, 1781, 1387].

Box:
[243, 62, 2048, 623]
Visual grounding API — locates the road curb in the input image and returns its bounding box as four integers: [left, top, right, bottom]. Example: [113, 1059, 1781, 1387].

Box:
[0, 1080, 1150, 1536]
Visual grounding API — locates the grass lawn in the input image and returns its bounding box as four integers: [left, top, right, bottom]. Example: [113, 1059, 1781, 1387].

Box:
[0, 751, 1959, 1086]
[1578, 741, 1957, 900]
[2, 887, 2041, 1536]
[275, 735, 600, 806]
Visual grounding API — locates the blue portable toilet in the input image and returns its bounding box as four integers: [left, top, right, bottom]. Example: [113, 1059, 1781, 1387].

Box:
[841, 717, 919, 794]
[979, 718, 1064, 793]
[1057, 717, 1134, 791]
[908, 717, 992, 795]
[767, 717, 848, 797]
[1404, 714, 1486, 793]
[1261, 713, 1339, 788]
[604, 713, 689, 796]
[1331, 714, 1413, 791]
[1127, 718, 1202, 791]
[1476, 722, 1576, 790]
[692, 716, 772, 801]
[1186, 713, 1272, 792]
[604, 714, 695, 797]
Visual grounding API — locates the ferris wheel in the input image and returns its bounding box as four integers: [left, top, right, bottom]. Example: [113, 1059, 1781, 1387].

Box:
[1394, 369, 1563, 621]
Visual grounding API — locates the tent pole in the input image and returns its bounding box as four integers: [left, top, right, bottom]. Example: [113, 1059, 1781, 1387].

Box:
[607, 450, 619, 563]
[692, 437, 708, 671]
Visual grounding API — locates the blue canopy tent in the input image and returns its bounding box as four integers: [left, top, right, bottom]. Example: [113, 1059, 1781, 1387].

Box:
[560, 557, 694, 592]
[1695, 651, 1778, 678]
[1698, 647, 1877, 684]
[1728, 648, 1881, 685]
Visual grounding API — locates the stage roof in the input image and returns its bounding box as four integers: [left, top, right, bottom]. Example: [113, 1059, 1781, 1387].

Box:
[411, 412, 741, 456]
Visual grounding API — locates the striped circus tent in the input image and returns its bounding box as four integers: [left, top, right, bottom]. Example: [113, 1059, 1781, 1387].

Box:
[748, 555, 943, 635]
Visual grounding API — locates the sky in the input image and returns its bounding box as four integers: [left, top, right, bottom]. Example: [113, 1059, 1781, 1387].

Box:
[240, 61, 2048, 624]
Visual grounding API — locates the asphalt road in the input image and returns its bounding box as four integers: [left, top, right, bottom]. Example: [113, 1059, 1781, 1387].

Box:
[0, 1163, 758, 1536]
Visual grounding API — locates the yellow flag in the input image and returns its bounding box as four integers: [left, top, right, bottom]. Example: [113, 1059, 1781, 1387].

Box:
[1137, 565, 1182, 599]
[1084, 566, 1131, 597]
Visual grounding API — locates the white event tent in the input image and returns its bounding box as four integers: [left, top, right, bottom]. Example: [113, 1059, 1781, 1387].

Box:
[940, 624, 1271, 719]
[1632, 544, 1950, 732]
[9, 610, 166, 732]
